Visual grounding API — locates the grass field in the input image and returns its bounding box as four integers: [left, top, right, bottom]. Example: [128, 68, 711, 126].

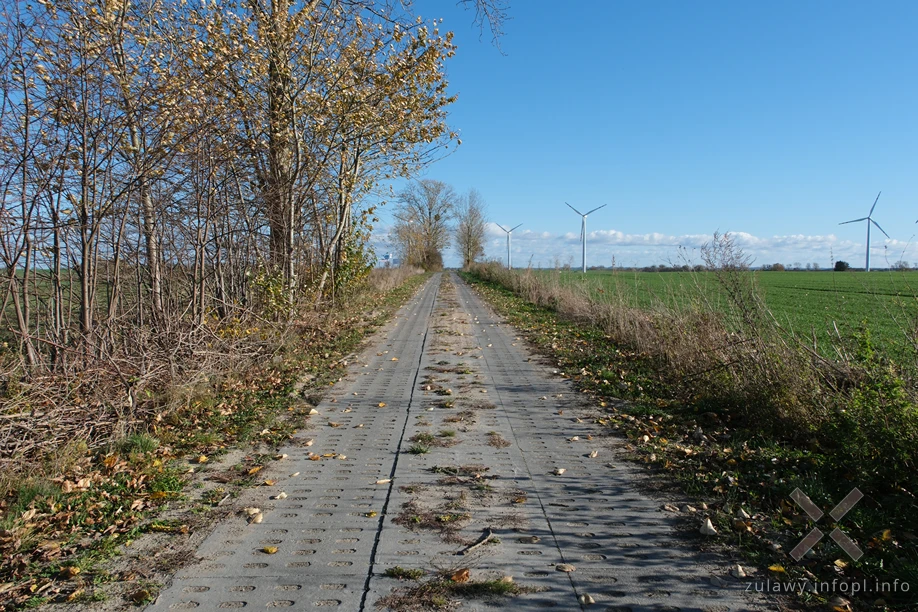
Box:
[538, 269, 918, 358]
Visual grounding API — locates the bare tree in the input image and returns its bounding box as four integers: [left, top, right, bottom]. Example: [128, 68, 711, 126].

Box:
[455, 188, 487, 269]
[393, 180, 457, 270]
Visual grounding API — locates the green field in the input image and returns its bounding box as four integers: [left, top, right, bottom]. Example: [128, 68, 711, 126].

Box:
[539, 269, 918, 358]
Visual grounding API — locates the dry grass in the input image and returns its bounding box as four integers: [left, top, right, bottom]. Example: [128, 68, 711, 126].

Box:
[470, 243, 828, 438]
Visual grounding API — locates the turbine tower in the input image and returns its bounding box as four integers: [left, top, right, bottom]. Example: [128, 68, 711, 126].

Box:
[495, 223, 523, 269]
[839, 191, 889, 272]
[565, 202, 607, 273]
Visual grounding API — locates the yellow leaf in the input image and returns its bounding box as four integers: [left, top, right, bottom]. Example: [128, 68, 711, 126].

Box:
[768, 565, 785, 573]
[248, 466, 263, 475]
[59, 566, 81, 579]
[103, 455, 118, 468]
[834, 559, 848, 569]
[378, 402, 387, 407]
[263, 479, 277, 486]
[262, 546, 278, 554]
[197, 455, 208, 464]
[364, 511, 378, 517]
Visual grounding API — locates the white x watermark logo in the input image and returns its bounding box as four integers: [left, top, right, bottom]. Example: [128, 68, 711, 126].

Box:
[789, 488, 864, 561]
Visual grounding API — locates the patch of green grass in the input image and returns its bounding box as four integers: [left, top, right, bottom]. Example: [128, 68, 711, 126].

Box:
[452, 578, 520, 597]
[117, 433, 160, 455]
[407, 443, 430, 455]
[437, 429, 456, 438]
[200, 487, 227, 505]
[0, 480, 63, 530]
[383, 566, 426, 580]
[376, 577, 526, 610]
[409, 432, 437, 445]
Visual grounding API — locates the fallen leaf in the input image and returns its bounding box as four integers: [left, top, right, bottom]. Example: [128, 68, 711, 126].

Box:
[378, 402, 387, 407]
[262, 546, 278, 554]
[556, 563, 576, 573]
[700, 518, 718, 536]
[768, 564, 785, 574]
[59, 566, 80, 579]
[196, 455, 208, 464]
[375, 479, 392, 484]
[364, 511, 378, 517]
[273, 492, 288, 500]
[263, 479, 277, 486]
[130, 589, 152, 604]
[66, 589, 84, 602]
[329, 422, 342, 427]
[451, 568, 470, 583]
[247, 466, 263, 475]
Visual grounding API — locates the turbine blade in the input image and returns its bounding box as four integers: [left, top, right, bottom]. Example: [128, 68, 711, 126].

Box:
[565, 202, 584, 216]
[584, 203, 608, 216]
[869, 191, 881, 217]
[871, 219, 890, 239]
[510, 223, 523, 232]
[495, 223, 509, 233]
[839, 218, 868, 225]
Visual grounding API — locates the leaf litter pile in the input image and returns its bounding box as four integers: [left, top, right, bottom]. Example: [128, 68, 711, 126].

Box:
[378, 277, 537, 610]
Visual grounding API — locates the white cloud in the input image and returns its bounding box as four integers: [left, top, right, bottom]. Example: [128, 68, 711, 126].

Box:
[373, 223, 917, 269]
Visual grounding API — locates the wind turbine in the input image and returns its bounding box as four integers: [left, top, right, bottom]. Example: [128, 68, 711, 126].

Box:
[565, 202, 607, 273]
[495, 223, 523, 269]
[839, 191, 889, 272]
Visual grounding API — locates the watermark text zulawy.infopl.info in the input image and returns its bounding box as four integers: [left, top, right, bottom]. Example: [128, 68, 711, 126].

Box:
[789, 487, 864, 561]
[745, 578, 910, 596]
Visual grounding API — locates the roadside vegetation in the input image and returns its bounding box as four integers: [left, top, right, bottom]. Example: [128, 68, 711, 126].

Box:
[0, 0, 507, 608]
[536, 265, 918, 359]
[463, 233, 918, 610]
[0, 269, 427, 610]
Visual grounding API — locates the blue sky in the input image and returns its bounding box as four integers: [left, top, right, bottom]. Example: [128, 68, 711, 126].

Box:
[376, 1, 918, 268]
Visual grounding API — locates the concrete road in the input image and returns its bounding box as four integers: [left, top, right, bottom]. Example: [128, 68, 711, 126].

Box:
[149, 273, 769, 611]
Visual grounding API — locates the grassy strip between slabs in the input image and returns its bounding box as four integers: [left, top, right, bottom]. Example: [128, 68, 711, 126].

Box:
[0, 272, 431, 611]
[461, 266, 918, 611]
